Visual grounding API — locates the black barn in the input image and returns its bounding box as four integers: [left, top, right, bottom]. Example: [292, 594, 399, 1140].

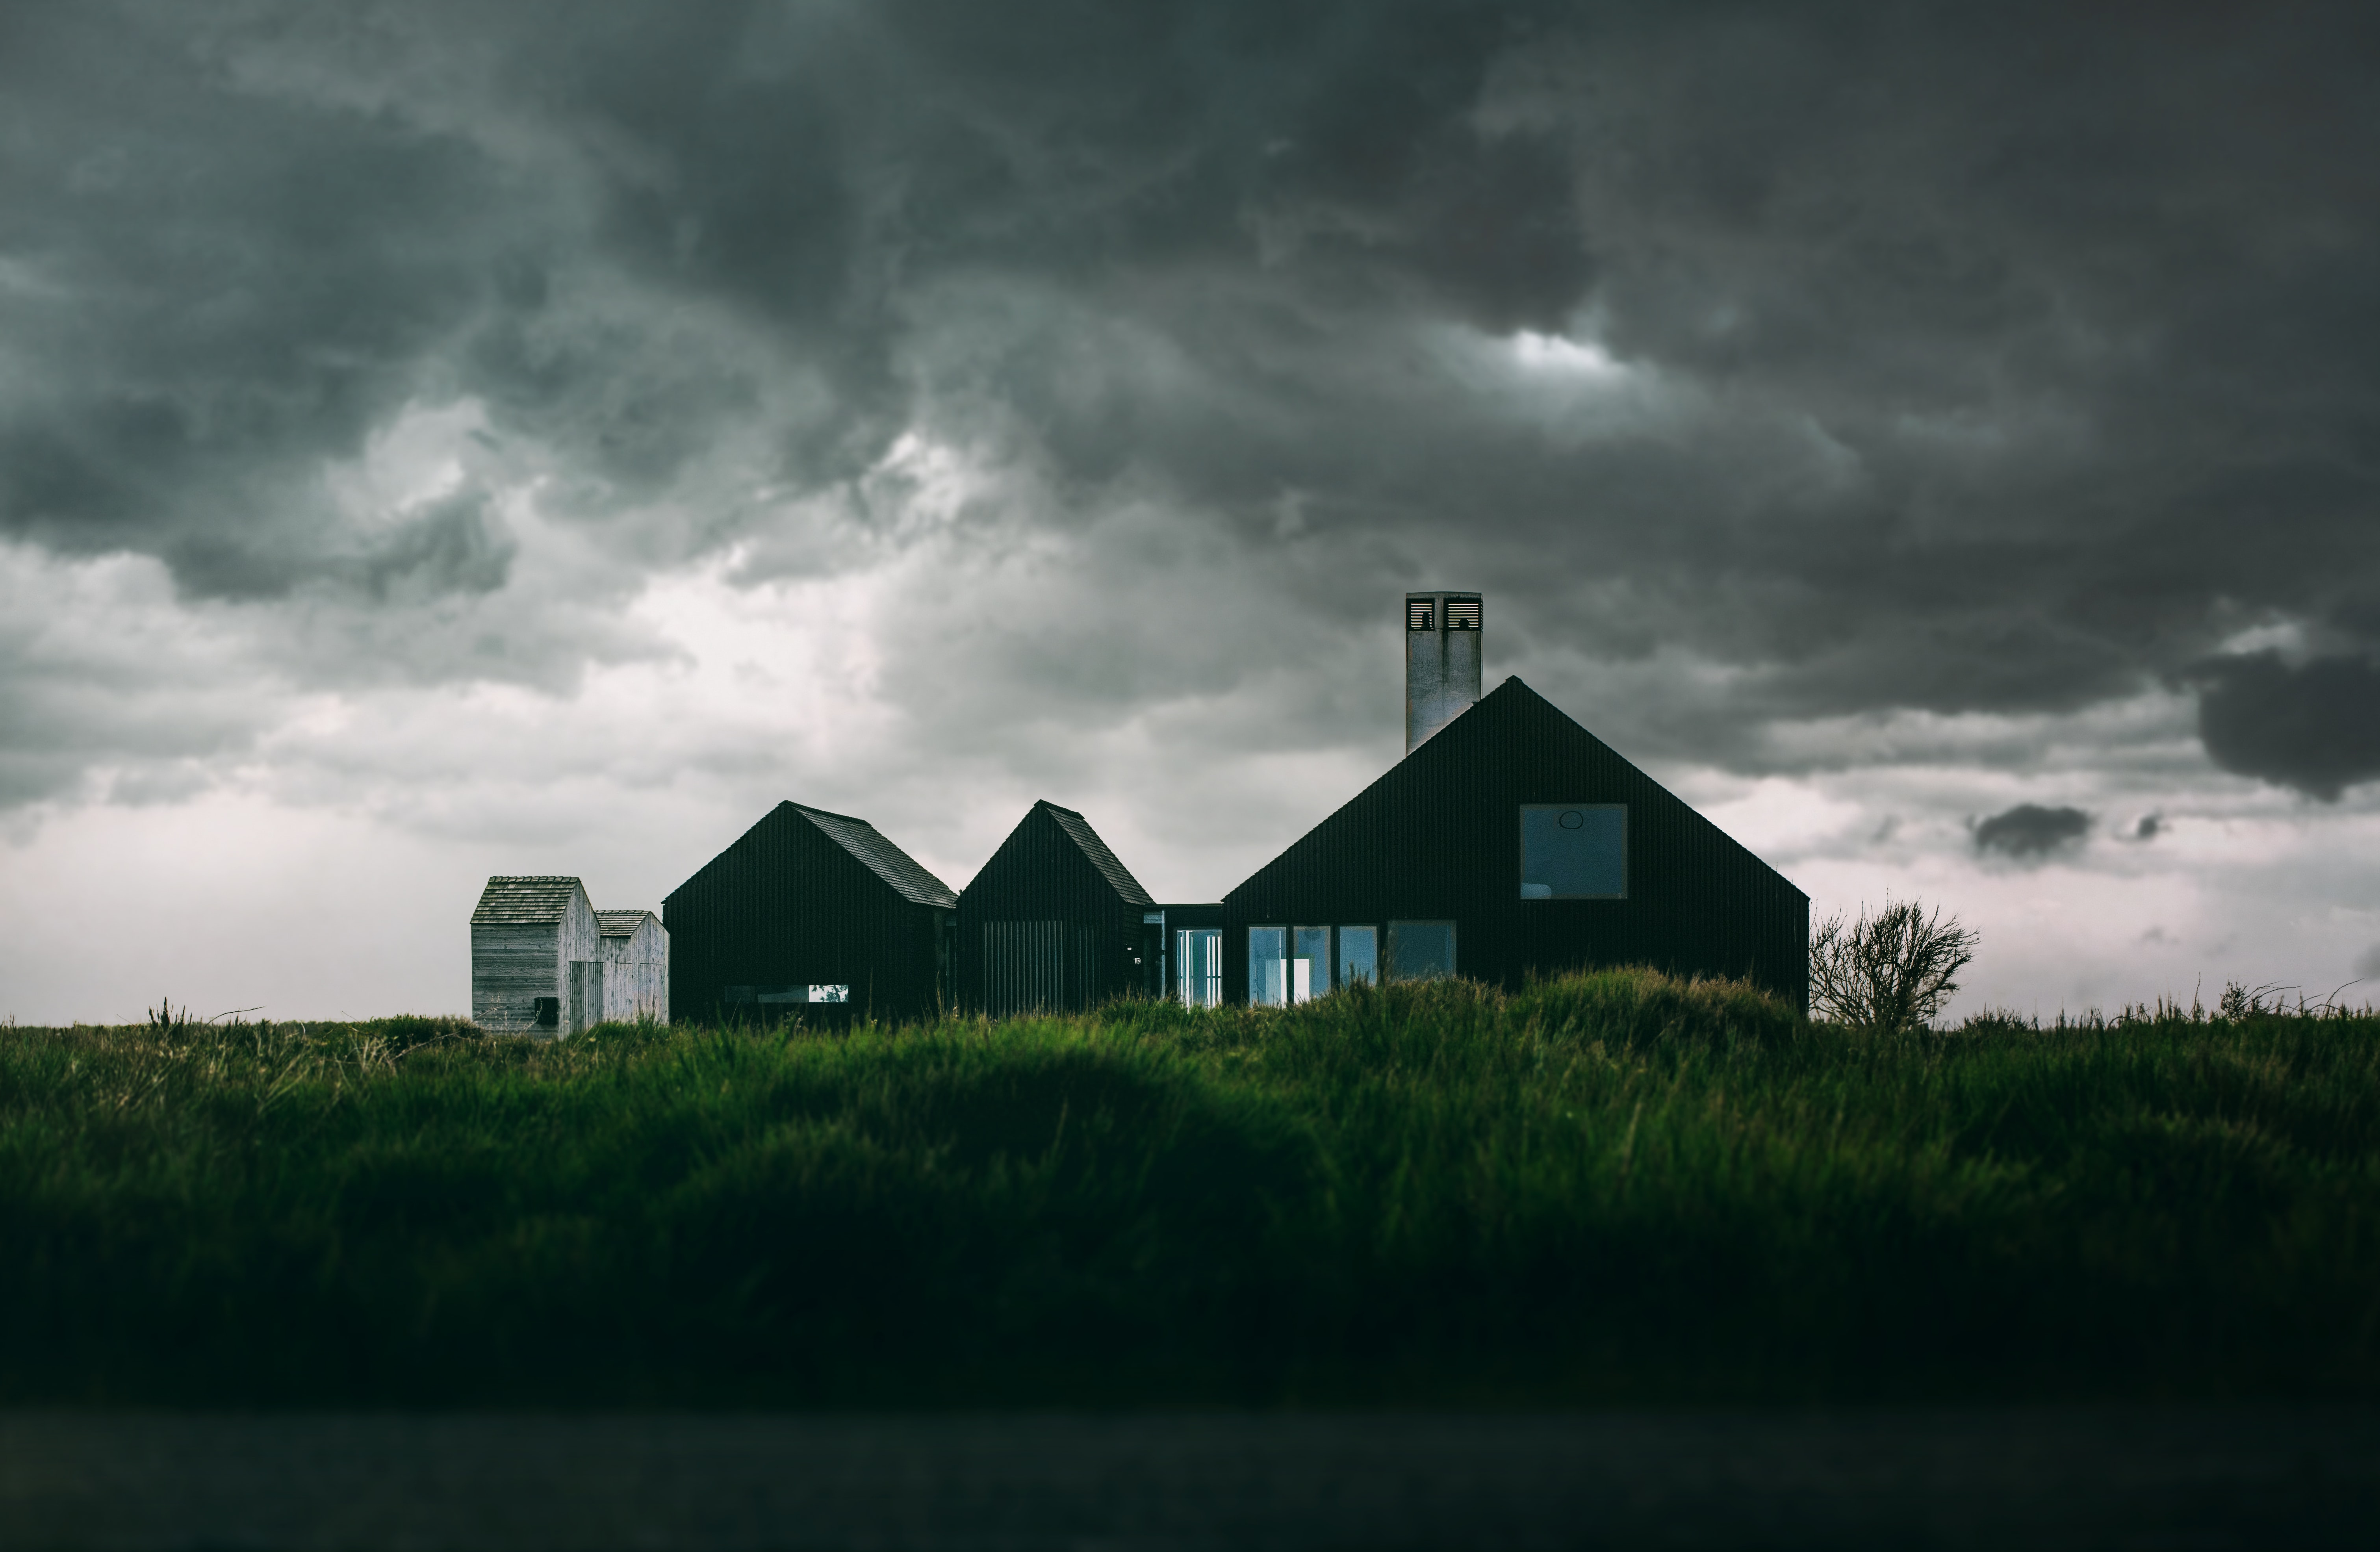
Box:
[1222, 677, 1809, 1009]
[664, 802, 958, 1023]
[958, 800, 1159, 1014]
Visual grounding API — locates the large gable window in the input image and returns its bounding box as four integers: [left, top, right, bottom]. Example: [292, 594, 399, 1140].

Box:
[1519, 804, 1627, 899]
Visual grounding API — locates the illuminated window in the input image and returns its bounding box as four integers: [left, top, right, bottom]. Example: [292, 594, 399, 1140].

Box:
[1249, 925, 1287, 1006]
[1176, 929, 1222, 1008]
[1519, 804, 1626, 899]
[1292, 926, 1330, 1002]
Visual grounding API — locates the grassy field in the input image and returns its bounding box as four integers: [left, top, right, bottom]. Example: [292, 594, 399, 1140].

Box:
[4, 969, 2377, 1407]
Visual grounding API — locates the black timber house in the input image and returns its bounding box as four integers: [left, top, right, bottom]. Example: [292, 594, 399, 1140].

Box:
[958, 800, 1159, 1015]
[665, 802, 958, 1023]
[1222, 595, 1808, 1011]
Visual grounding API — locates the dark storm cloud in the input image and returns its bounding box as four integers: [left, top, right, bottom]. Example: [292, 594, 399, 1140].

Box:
[4, 1, 2380, 788]
[1974, 804, 2091, 859]
[0, 6, 532, 597]
[2186, 651, 2380, 801]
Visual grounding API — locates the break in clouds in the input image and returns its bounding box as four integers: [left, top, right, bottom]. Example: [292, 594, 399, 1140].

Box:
[3, 1, 2379, 1018]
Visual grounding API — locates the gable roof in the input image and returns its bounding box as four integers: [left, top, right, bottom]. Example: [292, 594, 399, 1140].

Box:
[1227, 676, 1806, 905]
[596, 909, 658, 938]
[1039, 801, 1156, 907]
[471, 876, 588, 926]
[791, 803, 959, 909]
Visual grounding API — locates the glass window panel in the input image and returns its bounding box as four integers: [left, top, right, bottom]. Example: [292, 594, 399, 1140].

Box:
[1176, 929, 1222, 1008]
[1337, 926, 1377, 986]
[1249, 925, 1287, 1007]
[1386, 920, 1456, 982]
[1292, 926, 1330, 1003]
[1518, 804, 1627, 899]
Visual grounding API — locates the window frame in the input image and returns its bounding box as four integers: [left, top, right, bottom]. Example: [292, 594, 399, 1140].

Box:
[1517, 802, 1629, 901]
[1385, 920, 1458, 982]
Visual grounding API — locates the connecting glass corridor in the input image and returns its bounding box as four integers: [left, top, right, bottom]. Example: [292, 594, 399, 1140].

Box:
[1171, 922, 1457, 1008]
[1243, 922, 1452, 1005]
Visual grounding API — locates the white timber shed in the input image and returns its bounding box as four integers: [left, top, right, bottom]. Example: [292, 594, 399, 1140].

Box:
[596, 909, 669, 1024]
[470, 876, 602, 1035]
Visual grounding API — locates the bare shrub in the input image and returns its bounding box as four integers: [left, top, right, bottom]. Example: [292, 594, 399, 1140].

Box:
[1809, 899, 1979, 1034]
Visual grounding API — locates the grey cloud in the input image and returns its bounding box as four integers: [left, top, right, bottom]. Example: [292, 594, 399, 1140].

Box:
[4, 1, 2380, 803]
[0, 5, 532, 596]
[346, 488, 515, 601]
[1974, 804, 2090, 859]
[2186, 651, 2380, 801]
[2134, 814, 2162, 840]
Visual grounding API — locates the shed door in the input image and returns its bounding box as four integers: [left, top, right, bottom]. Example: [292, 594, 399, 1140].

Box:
[567, 959, 602, 1035]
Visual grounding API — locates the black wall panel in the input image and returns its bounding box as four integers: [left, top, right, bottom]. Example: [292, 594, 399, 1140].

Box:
[957, 802, 1154, 1014]
[1223, 678, 1809, 1009]
[664, 803, 953, 1024]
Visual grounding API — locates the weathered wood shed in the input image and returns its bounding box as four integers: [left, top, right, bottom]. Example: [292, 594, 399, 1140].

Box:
[595, 909, 669, 1024]
[958, 801, 1158, 1015]
[1222, 677, 1809, 1009]
[664, 802, 958, 1024]
[470, 876, 603, 1035]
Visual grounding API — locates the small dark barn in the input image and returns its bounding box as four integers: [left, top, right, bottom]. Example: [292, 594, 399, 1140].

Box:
[1222, 672, 1809, 1011]
[958, 801, 1159, 1015]
[664, 802, 958, 1023]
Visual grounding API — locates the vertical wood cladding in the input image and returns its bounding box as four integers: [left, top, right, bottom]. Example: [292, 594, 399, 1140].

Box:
[664, 803, 957, 1024]
[596, 910, 670, 1023]
[470, 876, 603, 1035]
[957, 801, 1156, 1014]
[1224, 678, 1809, 1009]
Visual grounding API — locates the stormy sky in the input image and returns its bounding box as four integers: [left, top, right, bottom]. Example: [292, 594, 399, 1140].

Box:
[5, 1, 2378, 1022]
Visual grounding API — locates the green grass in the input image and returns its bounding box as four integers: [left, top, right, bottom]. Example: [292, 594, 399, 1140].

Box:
[4, 969, 2378, 1407]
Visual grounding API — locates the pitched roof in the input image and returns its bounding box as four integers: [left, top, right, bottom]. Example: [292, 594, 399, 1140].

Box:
[1040, 801, 1156, 907]
[596, 909, 658, 938]
[1226, 675, 1807, 907]
[792, 804, 960, 909]
[470, 876, 587, 926]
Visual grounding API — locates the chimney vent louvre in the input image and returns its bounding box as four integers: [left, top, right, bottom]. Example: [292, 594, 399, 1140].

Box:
[1403, 590, 1482, 754]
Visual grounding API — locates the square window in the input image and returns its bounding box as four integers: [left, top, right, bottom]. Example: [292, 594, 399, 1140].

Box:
[1519, 804, 1626, 899]
[1386, 921, 1456, 981]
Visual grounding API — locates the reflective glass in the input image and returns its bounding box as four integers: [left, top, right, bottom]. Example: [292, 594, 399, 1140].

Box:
[1386, 920, 1456, 981]
[1337, 925, 1377, 985]
[1292, 926, 1330, 1003]
[1248, 925, 1287, 1007]
[1176, 929, 1222, 1008]
[1519, 804, 1626, 898]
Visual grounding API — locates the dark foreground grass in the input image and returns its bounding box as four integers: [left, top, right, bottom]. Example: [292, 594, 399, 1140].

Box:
[4, 970, 2377, 1407]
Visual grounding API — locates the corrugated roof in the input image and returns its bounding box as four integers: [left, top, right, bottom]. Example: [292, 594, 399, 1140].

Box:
[596, 909, 657, 938]
[471, 876, 586, 925]
[792, 805, 960, 909]
[1040, 802, 1156, 907]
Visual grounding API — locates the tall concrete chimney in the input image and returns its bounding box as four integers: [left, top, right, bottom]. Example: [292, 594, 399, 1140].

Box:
[1404, 591, 1482, 753]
